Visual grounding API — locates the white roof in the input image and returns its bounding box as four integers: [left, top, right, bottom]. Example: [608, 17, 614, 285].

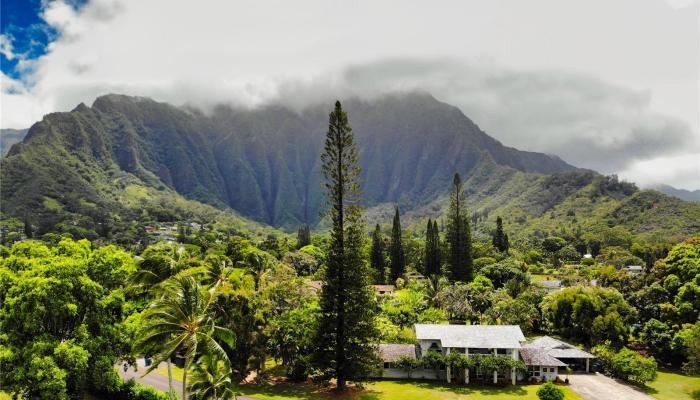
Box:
[414, 324, 525, 349]
[523, 336, 595, 359]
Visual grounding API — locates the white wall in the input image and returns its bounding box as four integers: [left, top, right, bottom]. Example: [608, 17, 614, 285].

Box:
[373, 367, 446, 380]
[519, 366, 559, 382]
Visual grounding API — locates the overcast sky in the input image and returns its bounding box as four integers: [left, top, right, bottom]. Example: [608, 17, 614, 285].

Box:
[1, 0, 698, 189]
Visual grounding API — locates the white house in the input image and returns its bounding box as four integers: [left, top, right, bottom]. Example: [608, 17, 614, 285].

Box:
[625, 265, 644, 275]
[415, 324, 524, 384]
[519, 348, 567, 381]
[537, 279, 563, 294]
[522, 336, 596, 373]
[376, 325, 596, 384]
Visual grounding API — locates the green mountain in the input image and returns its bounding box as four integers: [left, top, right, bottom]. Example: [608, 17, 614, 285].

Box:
[2, 92, 698, 241]
[652, 184, 700, 203]
[372, 155, 700, 243]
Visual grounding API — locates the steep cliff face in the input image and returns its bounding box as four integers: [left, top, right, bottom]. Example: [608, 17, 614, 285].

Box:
[1, 92, 577, 230]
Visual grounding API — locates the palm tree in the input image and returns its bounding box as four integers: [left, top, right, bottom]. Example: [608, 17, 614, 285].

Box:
[424, 274, 448, 307]
[188, 354, 237, 400]
[138, 273, 235, 400]
[239, 252, 272, 291]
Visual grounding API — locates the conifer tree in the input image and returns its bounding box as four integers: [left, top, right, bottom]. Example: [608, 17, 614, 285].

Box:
[297, 225, 311, 248]
[23, 214, 32, 238]
[424, 219, 441, 277]
[492, 216, 509, 252]
[312, 101, 378, 392]
[446, 173, 473, 282]
[389, 206, 405, 282]
[370, 224, 386, 284]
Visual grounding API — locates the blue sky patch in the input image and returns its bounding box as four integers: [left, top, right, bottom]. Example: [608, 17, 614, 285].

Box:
[1, 0, 87, 79]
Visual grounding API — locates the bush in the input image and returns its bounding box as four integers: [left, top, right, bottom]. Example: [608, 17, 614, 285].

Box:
[287, 355, 311, 382]
[537, 382, 565, 400]
[581, 257, 595, 266]
[592, 343, 658, 385]
[93, 378, 171, 400]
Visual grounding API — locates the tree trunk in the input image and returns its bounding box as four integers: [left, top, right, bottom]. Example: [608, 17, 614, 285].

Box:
[182, 358, 189, 400]
[166, 359, 174, 400]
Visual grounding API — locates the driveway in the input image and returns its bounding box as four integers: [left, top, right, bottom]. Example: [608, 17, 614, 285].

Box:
[568, 373, 655, 400]
[117, 358, 260, 400]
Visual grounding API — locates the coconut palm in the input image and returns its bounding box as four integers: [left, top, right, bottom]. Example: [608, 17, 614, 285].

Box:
[138, 273, 235, 400]
[188, 354, 237, 400]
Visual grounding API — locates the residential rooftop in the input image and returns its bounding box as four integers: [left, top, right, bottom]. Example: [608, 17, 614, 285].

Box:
[378, 344, 417, 362]
[523, 336, 595, 359]
[415, 324, 525, 349]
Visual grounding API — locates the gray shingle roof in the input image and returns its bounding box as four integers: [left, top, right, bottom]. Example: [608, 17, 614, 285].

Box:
[378, 344, 417, 362]
[520, 348, 568, 367]
[414, 324, 525, 349]
[524, 336, 595, 359]
[539, 280, 562, 288]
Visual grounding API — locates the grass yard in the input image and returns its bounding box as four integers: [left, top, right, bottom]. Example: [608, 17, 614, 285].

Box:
[643, 371, 700, 400]
[153, 362, 583, 399]
[237, 380, 583, 400]
[156, 363, 185, 381]
[0, 392, 10, 400]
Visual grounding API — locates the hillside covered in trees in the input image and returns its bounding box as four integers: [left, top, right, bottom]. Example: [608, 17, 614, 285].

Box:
[2, 92, 699, 243]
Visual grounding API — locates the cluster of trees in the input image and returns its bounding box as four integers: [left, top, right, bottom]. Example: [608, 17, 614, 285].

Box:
[538, 235, 700, 378]
[369, 172, 490, 285]
[0, 239, 144, 399]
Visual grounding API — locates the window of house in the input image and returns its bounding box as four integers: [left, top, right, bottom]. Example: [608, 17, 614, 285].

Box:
[428, 342, 442, 354]
[496, 348, 507, 355]
[384, 362, 391, 369]
[528, 366, 540, 377]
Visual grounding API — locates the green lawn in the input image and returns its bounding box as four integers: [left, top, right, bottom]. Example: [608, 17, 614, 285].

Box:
[643, 371, 700, 400]
[237, 380, 582, 400]
[156, 364, 185, 381]
[154, 363, 582, 399]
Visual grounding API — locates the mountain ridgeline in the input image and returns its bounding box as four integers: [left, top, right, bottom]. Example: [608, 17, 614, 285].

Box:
[1, 93, 571, 227]
[2, 92, 698, 240]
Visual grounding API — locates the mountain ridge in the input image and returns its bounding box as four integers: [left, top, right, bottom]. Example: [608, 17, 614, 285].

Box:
[2, 92, 698, 242]
[2, 92, 575, 229]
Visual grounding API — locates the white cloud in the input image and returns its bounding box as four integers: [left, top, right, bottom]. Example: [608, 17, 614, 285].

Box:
[619, 152, 700, 190]
[1, 0, 698, 189]
[0, 35, 15, 60]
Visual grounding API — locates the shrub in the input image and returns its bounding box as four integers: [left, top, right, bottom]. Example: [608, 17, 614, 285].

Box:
[94, 378, 170, 400]
[394, 356, 419, 378]
[537, 382, 565, 400]
[287, 355, 312, 382]
[592, 343, 658, 385]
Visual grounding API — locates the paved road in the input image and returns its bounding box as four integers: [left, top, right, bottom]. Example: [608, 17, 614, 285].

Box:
[117, 358, 260, 400]
[568, 373, 655, 400]
[117, 358, 180, 394]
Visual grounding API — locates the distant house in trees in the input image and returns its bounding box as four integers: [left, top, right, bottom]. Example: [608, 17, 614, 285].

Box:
[304, 280, 324, 291]
[404, 271, 426, 283]
[536, 279, 563, 294]
[305, 280, 395, 295]
[625, 265, 644, 275]
[370, 284, 396, 295]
